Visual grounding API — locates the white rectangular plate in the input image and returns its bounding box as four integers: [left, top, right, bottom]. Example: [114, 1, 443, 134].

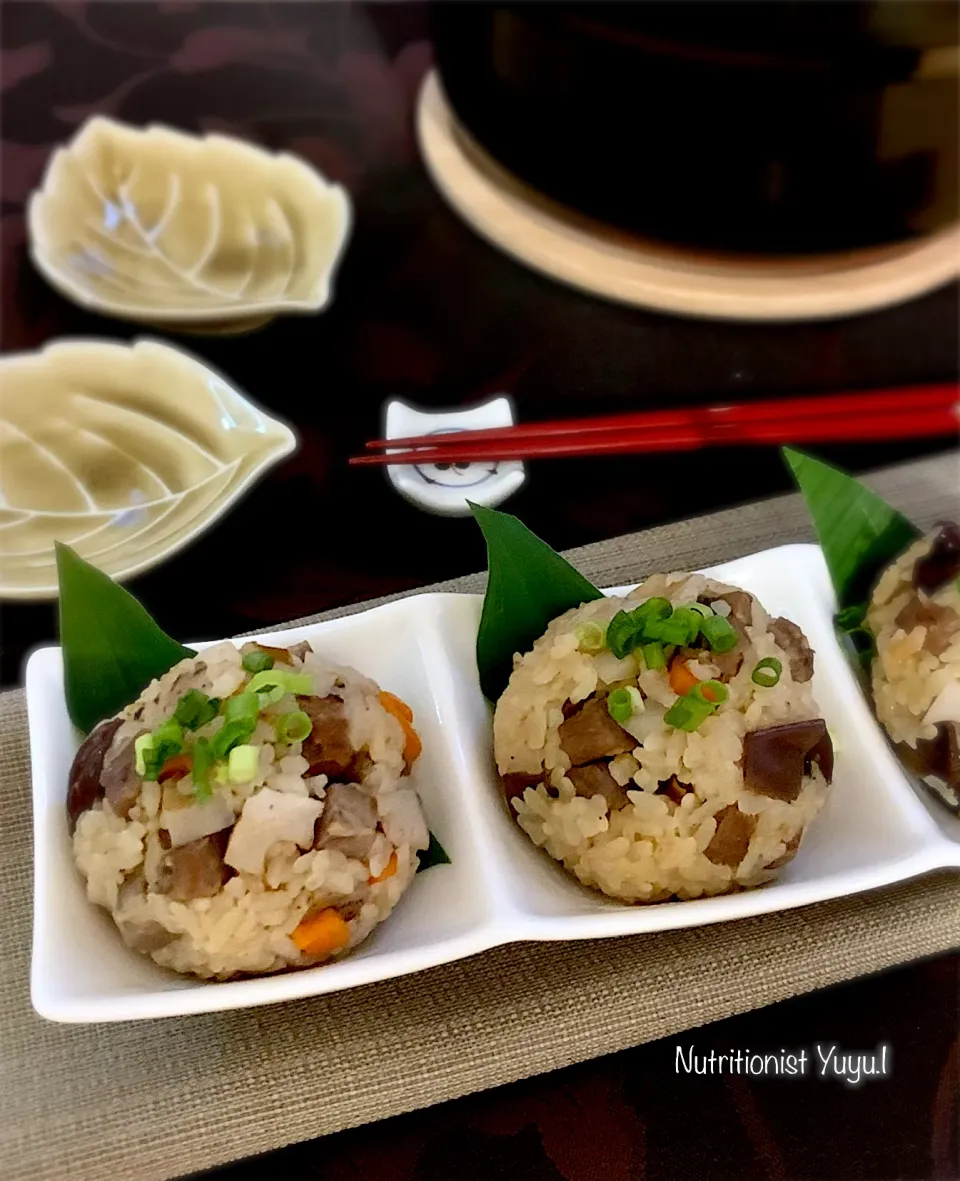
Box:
[27, 544, 960, 1022]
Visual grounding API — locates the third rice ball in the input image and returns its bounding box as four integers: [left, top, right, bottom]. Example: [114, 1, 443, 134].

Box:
[493, 573, 833, 902]
[866, 520, 960, 806]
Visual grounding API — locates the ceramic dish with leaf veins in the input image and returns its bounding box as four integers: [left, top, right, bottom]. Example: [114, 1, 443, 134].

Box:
[58, 546, 437, 981]
[474, 506, 835, 903]
[787, 449, 960, 812]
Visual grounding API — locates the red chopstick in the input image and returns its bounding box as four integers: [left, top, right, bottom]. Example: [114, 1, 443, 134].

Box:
[350, 385, 959, 467]
[365, 383, 959, 450]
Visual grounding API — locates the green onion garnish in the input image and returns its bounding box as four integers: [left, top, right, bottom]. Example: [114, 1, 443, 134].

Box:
[191, 737, 216, 801]
[699, 615, 738, 653]
[607, 687, 639, 724]
[663, 695, 715, 732]
[648, 606, 701, 647]
[212, 718, 256, 760]
[634, 597, 672, 624]
[751, 657, 783, 687]
[227, 744, 260, 784]
[641, 642, 666, 671]
[684, 602, 714, 618]
[134, 733, 154, 777]
[690, 679, 729, 705]
[574, 621, 606, 652]
[242, 648, 274, 674]
[605, 610, 640, 659]
[275, 709, 313, 744]
[174, 689, 220, 731]
[224, 692, 260, 724]
[138, 718, 184, 780]
[246, 669, 313, 704]
[835, 603, 867, 632]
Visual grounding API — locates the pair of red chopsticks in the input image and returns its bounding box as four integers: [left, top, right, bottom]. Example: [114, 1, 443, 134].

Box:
[349, 383, 959, 467]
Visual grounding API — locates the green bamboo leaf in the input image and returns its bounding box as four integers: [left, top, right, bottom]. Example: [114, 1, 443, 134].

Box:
[56, 542, 195, 734]
[783, 447, 920, 608]
[470, 503, 604, 701]
[416, 831, 451, 872]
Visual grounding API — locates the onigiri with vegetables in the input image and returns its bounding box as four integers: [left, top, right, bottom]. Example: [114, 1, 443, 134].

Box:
[69, 640, 428, 980]
[865, 521, 960, 804]
[494, 573, 833, 902]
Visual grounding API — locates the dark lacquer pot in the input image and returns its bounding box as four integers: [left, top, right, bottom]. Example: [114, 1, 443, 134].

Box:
[430, 1, 959, 255]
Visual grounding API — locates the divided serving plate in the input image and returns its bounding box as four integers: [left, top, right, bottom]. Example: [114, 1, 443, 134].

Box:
[26, 543, 960, 1022]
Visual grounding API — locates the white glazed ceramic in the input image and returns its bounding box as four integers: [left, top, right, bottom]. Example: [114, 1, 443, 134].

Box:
[27, 544, 960, 1022]
[0, 339, 297, 599]
[384, 396, 525, 516]
[27, 116, 351, 329]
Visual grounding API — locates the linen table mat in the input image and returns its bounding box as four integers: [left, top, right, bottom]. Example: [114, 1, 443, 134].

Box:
[2, 452, 958, 1181]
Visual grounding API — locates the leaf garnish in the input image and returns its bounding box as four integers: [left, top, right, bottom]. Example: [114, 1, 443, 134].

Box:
[783, 447, 920, 609]
[417, 832, 451, 872]
[470, 503, 604, 702]
[57, 542, 195, 734]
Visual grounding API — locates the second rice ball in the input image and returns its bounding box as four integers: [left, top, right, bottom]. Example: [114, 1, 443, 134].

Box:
[493, 573, 834, 902]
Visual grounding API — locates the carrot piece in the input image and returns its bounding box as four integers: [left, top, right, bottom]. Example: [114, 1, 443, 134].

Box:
[668, 657, 699, 697]
[157, 753, 193, 783]
[378, 690, 413, 723]
[368, 851, 398, 886]
[291, 908, 350, 957]
[378, 691, 422, 765]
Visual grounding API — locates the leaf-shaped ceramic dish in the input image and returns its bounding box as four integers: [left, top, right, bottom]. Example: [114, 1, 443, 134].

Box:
[0, 338, 297, 599]
[27, 117, 352, 328]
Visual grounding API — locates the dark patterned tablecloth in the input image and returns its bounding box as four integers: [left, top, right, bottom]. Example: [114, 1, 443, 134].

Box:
[1, 4, 958, 1180]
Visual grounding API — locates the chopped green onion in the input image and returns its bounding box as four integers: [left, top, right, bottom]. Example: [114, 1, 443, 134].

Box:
[191, 737, 215, 801]
[246, 669, 313, 704]
[633, 597, 672, 625]
[683, 602, 714, 618]
[607, 687, 640, 724]
[605, 610, 640, 659]
[751, 657, 783, 687]
[663, 696, 715, 732]
[574, 621, 606, 652]
[648, 606, 701, 647]
[275, 709, 313, 744]
[174, 689, 220, 731]
[212, 717, 256, 760]
[134, 733, 154, 777]
[691, 679, 729, 705]
[699, 614, 738, 653]
[137, 718, 184, 781]
[641, 642, 666, 671]
[227, 744, 260, 784]
[242, 648, 274, 674]
[224, 692, 259, 724]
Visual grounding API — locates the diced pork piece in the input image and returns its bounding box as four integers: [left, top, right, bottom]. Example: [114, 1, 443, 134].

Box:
[157, 832, 232, 901]
[559, 696, 635, 766]
[657, 775, 691, 805]
[764, 831, 802, 871]
[297, 695, 358, 779]
[703, 806, 756, 866]
[314, 783, 378, 861]
[894, 597, 958, 658]
[567, 762, 629, 811]
[767, 616, 815, 682]
[501, 771, 544, 802]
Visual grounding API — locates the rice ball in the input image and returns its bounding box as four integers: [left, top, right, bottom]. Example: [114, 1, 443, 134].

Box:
[68, 640, 428, 980]
[866, 521, 960, 807]
[493, 572, 833, 903]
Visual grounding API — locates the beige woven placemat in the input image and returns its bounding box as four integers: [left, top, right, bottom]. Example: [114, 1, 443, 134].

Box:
[2, 453, 958, 1181]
